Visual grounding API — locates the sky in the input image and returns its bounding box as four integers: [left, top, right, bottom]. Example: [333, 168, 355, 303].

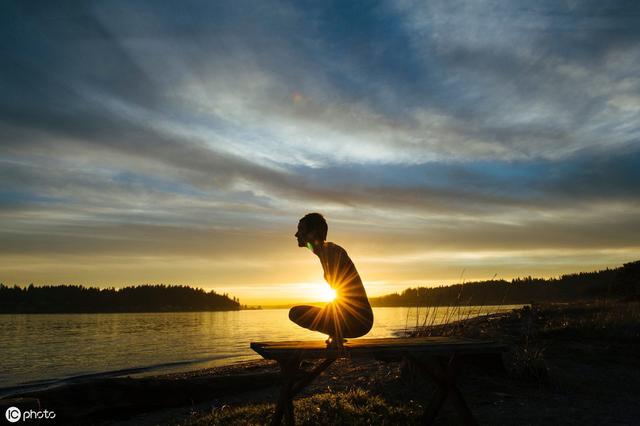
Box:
[1, 1, 639, 305]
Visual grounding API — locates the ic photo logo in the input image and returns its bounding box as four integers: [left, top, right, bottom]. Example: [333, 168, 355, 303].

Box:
[5, 407, 21, 423]
[5, 406, 56, 423]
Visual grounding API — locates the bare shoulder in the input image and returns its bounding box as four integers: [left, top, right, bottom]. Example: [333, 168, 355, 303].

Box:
[325, 241, 346, 254]
[324, 242, 352, 260]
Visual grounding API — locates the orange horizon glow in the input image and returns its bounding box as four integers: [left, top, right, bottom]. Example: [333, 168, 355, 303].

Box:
[5, 257, 632, 306]
[1, 232, 639, 306]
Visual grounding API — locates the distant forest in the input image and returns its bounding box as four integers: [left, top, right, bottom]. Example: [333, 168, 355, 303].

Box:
[0, 284, 242, 313]
[2, 261, 638, 313]
[370, 260, 640, 307]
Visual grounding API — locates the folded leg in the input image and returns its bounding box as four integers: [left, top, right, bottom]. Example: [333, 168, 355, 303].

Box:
[289, 303, 373, 339]
[289, 305, 335, 336]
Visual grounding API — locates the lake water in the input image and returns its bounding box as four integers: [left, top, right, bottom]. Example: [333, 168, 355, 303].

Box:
[0, 305, 520, 395]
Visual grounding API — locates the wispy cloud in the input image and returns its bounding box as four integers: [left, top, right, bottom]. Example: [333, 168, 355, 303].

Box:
[1, 1, 639, 302]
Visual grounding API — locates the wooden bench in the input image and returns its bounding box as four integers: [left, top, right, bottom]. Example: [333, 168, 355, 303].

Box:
[251, 337, 507, 425]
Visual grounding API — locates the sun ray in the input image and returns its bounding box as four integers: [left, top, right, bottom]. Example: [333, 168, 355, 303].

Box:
[317, 286, 337, 302]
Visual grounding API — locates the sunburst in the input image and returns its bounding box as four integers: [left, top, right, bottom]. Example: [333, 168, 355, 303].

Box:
[316, 285, 337, 302]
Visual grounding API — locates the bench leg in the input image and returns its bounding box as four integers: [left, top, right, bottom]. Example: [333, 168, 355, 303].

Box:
[271, 358, 300, 426]
[445, 354, 477, 425]
[271, 357, 337, 426]
[291, 358, 336, 396]
[422, 385, 447, 424]
[405, 354, 478, 426]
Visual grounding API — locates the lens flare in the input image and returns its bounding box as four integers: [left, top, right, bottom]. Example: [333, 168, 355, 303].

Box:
[318, 286, 337, 302]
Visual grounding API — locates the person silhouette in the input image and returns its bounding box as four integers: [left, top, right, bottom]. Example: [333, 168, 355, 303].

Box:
[289, 213, 374, 348]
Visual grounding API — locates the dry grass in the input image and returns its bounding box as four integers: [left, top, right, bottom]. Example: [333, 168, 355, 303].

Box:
[540, 300, 640, 341]
[405, 274, 509, 337]
[179, 388, 421, 426]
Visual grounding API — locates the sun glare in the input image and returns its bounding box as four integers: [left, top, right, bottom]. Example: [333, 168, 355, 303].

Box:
[317, 286, 337, 302]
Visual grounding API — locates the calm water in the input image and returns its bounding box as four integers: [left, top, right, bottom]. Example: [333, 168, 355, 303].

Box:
[0, 305, 520, 395]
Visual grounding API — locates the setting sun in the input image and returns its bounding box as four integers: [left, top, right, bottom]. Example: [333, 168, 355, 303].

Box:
[316, 286, 337, 302]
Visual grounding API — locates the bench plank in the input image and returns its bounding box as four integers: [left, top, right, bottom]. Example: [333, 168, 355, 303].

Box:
[251, 337, 507, 360]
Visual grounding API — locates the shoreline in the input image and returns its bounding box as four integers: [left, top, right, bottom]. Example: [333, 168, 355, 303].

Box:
[3, 309, 521, 424]
[0, 303, 521, 314]
[5, 358, 283, 425]
[1, 306, 520, 398]
[0, 355, 262, 399]
[1, 304, 521, 396]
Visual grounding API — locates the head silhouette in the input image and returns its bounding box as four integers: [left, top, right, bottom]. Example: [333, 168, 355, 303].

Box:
[295, 212, 327, 249]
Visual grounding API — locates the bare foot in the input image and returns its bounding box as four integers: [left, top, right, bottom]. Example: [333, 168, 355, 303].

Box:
[325, 336, 347, 349]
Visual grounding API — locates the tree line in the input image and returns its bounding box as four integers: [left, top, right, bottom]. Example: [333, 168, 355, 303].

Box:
[0, 284, 242, 313]
[370, 260, 640, 307]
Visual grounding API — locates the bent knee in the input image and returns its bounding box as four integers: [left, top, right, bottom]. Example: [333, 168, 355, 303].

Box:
[289, 305, 309, 322]
[288, 306, 300, 321]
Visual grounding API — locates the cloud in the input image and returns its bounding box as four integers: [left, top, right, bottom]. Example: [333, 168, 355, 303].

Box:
[1, 0, 639, 299]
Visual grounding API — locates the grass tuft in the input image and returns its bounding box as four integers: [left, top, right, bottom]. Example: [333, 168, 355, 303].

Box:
[180, 388, 421, 426]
